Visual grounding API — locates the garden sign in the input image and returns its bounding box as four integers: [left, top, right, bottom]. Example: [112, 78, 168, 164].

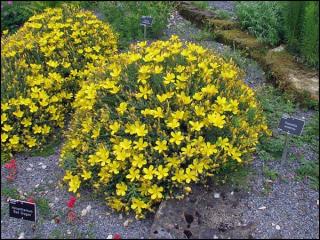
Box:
[278, 115, 305, 161]
[9, 199, 36, 222]
[140, 16, 153, 39]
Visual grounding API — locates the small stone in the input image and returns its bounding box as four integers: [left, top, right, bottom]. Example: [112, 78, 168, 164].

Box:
[271, 223, 275, 226]
[35, 184, 39, 188]
[81, 209, 88, 217]
[214, 193, 220, 199]
[276, 225, 281, 230]
[67, 230, 71, 235]
[107, 234, 113, 239]
[123, 219, 131, 227]
[317, 200, 319, 206]
[48, 180, 53, 184]
[54, 197, 59, 202]
[106, 212, 111, 216]
[49, 203, 54, 208]
[41, 165, 47, 169]
[230, 191, 234, 195]
[258, 206, 267, 210]
[26, 168, 32, 171]
[86, 205, 92, 212]
[213, 235, 218, 239]
[18, 232, 25, 239]
[119, 213, 123, 220]
[29, 164, 34, 167]
[38, 162, 43, 166]
[51, 219, 55, 224]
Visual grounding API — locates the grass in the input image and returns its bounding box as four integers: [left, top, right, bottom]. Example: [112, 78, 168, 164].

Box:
[1, 151, 11, 165]
[191, 1, 209, 10]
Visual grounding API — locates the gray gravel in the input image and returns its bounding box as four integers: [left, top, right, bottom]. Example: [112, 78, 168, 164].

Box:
[1, 148, 153, 239]
[208, 1, 236, 14]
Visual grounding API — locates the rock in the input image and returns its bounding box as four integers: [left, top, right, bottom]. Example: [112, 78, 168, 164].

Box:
[119, 213, 123, 220]
[35, 184, 39, 188]
[230, 191, 234, 195]
[26, 168, 32, 171]
[18, 232, 25, 239]
[214, 193, 220, 198]
[258, 206, 266, 210]
[213, 235, 218, 239]
[67, 229, 71, 235]
[81, 209, 88, 217]
[41, 165, 47, 169]
[275, 225, 281, 230]
[107, 234, 113, 239]
[54, 197, 59, 202]
[49, 203, 54, 208]
[29, 164, 34, 167]
[271, 45, 285, 52]
[38, 162, 43, 166]
[317, 200, 319, 206]
[124, 219, 132, 227]
[48, 180, 53, 184]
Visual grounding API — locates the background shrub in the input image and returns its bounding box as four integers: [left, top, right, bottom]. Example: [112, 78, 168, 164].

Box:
[0, 1, 71, 33]
[60, 36, 270, 218]
[235, 1, 285, 46]
[1, 4, 117, 154]
[82, 1, 174, 49]
[284, 1, 319, 68]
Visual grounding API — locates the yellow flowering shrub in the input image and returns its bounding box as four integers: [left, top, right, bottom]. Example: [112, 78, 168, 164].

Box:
[1, 5, 118, 153]
[60, 35, 270, 218]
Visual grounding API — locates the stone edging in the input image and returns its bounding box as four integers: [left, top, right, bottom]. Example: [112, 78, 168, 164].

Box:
[177, 1, 319, 102]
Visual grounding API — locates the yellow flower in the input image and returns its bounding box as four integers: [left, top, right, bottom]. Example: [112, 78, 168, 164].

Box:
[185, 168, 198, 183]
[81, 170, 92, 180]
[163, 72, 175, 85]
[13, 109, 24, 118]
[1, 113, 8, 124]
[143, 165, 155, 180]
[116, 102, 128, 115]
[166, 118, 180, 129]
[25, 137, 37, 148]
[33, 125, 42, 134]
[155, 165, 169, 180]
[131, 198, 147, 214]
[172, 169, 185, 183]
[189, 121, 204, 132]
[136, 85, 153, 100]
[69, 175, 81, 193]
[47, 60, 59, 68]
[148, 185, 164, 200]
[21, 118, 32, 127]
[133, 138, 148, 151]
[1, 133, 9, 143]
[154, 140, 168, 153]
[9, 135, 20, 145]
[110, 121, 121, 135]
[116, 182, 128, 196]
[132, 154, 147, 168]
[126, 168, 140, 182]
[169, 131, 184, 145]
[2, 124, 13, 132]
[207, 112, 225, 128]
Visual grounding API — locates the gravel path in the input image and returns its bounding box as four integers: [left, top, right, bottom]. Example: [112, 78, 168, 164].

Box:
[208, 1, 236, 14]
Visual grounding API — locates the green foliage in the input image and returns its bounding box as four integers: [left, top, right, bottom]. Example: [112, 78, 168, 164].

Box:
[93, 1, 174, 49]
[36, 197, 51, 219]
[235, 1, 285, 46]
[29, 139, 60, 157]
[296, 158, 319, 190]
[263, 165, 279, 181]
[284, 1, 319, 68]
[1, 186, 20, 199]
[1, 1, 70, 33]
[215, 9, 233, 20]
[300, 1, 319, 67]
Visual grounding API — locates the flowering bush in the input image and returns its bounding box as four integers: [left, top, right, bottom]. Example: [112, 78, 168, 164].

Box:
[1, 4, 118, 153]
[60, 35, 270, 218]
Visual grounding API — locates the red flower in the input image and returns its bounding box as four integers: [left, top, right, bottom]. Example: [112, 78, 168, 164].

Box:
[113, 233, 121, 239]
[4, 159, 16, 169]
[67, 196, 77, 208]
[27, 196, 35, 203]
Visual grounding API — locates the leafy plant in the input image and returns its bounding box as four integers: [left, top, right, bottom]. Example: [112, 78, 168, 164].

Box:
[235, 1, 285, 46]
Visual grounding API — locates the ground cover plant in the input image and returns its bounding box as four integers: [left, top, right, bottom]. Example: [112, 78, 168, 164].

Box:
[60, 36, 270, 218]
[1, 4, 118, 155]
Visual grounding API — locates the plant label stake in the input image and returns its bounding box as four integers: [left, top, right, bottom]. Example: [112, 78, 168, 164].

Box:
[278, 115, 305, 162]
[9, 199, 36, 222]
[140, 16, 153, 40]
